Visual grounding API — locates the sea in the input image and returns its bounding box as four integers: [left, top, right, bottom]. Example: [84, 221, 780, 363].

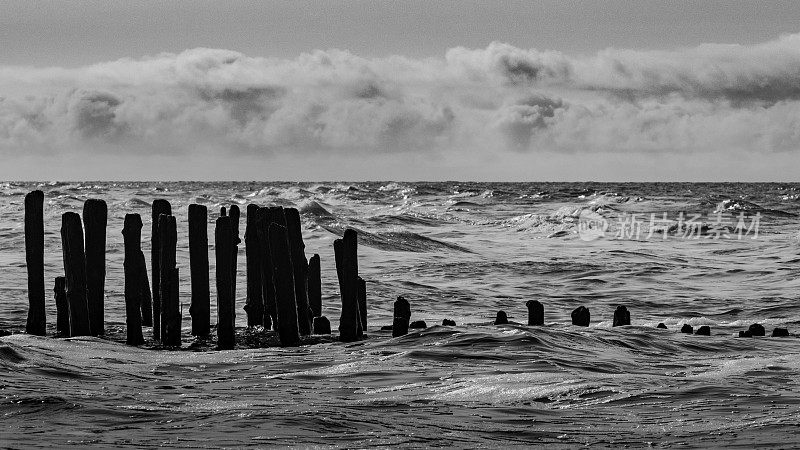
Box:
[2, 181, 800, 447]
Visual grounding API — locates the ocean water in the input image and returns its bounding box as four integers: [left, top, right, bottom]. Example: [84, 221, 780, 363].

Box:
[2, 181, 800, 447]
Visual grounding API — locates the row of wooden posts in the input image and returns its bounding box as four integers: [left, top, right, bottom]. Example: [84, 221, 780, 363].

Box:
[23, 190, 367, 348]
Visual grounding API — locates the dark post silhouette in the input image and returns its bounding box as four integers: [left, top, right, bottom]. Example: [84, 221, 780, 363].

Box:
[150, 199, 171, 331]
[24, 190, 46, 336]
[392, 296, 411, 337]
[335, 229, 361, 342]
[54, 277, 69, 337]
[268, 223, 300, 346]
[122, 214, 145, 345]
[494, 310, 508, 325]
[83, 199, 107, 336]
[442, 319, 456, 326]
[244, 204, 264, 327]
[313, 316, 331, 334]
[308, 254, 322, 318]
[681, 324, 694, 334]
[749, 323, 765, 337]
[357, 276, 367, 333]
[571, 306, 590, 327]
[772, 327, 789, 337]
[229, 205, 240, 307]
[612, 305, 630, 327]
[526, 300, 544, 326]
[695, 325, 710, 336]
[258, 207, 286, 329]
[285, 208, 311, 335]
[61, 212, 91, 336]
[188, 204, 210, 336]
[215, 215, 235, 349]
[159, 215, 180, 346]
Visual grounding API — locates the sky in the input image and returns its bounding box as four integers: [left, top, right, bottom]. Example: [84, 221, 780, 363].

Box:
[2, 0, 800, 181]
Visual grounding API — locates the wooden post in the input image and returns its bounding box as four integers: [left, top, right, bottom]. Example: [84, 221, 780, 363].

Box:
[61, 212, 91, 336]
[526, 300, 544, 326]
[571, 306, 590, 327]
[494, 310, 508, 325]
[159, 214, 179, 346]
[285, 208, 311, 335]
[612, 305, 630, 327]
[308, 254, 321, 318]
[83, 199, 107, 336]
[24, 190, 46, 336]
[392, 296, 410, 337]
[244, 204, 264, 327]
[268, 223, 300, 346]
[54, 277, 69, 337]
[357, 276, 367, 333]
[258, 207, 285, 329]
[229, 204, 240, 307]
[188, 204, 210, 336]
[122, 214, 145, 345]
[334, 229, 361, 342]
[215, 215, 235, 349]
[313, 316, 331, 334]
[150, 199, 171, 330]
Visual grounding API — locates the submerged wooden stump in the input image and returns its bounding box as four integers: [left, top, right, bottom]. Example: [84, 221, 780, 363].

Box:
[494, 310, 509, 325]
[54, 277, 69, 337]
[158, 215, 179, 346]
[285, 208, 311, 336]
[150, 199, 171, 331]
[61, 212, 91, 336]
[122, 214, 145, 346]
[571, 306, 590, 327]
[392, 296, 411, 337]
[313, 316, 331, 335]
[215, 216, 235, 349]
[24, 190, 46, 336]
[244, 204, 264, 327]
[695, 325, 710, 336]
[188, 204, 210, 336]
[83, 199, 107, 336]
[268, 223, 300, 347]
[335, 229, 361, 342]
[526, 300, 544, 326]
[308, 254, 322, 318]
[612, 305, 630, 327]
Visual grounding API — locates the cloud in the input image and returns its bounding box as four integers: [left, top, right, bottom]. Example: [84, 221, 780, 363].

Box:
[2, 34, 800, 161]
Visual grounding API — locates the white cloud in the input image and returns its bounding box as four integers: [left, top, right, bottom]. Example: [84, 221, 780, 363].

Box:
[2, 34, 800, 162]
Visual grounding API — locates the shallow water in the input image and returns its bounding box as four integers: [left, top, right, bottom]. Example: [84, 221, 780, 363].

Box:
[2, 182, 800, 447]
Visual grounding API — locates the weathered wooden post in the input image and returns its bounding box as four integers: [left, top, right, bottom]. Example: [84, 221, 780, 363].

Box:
[54, 277, 69, 337]
[308, 254, 322, 318]
[61, 212, 91, 336]
[244, 204, 264, 327]
[257, 206, 285, 329]
[285, 208, 311, 335]
[571, 306, 590, 327]
[150, 199, 171, 331]
[494, 310, 509, 325]
[122, 214, 145, 345]
[83, 199, 107, 336]
[334, 229, 361, 342]
[24, 190, 46, 336]
[215, 215, 235, 349]
[612, 305, 630, 327]
[526, 300, 544, 326]
[188, 204, 210, 336]
[159, 214, 180, 346]
[392, 296, 411, 337]
[229, 204, 240, 305]
[357, 276, 367, 333]
[268, 222, 300, 346]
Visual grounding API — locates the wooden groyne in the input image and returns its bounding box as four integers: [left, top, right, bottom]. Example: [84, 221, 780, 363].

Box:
[10, 190, 793, 350]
